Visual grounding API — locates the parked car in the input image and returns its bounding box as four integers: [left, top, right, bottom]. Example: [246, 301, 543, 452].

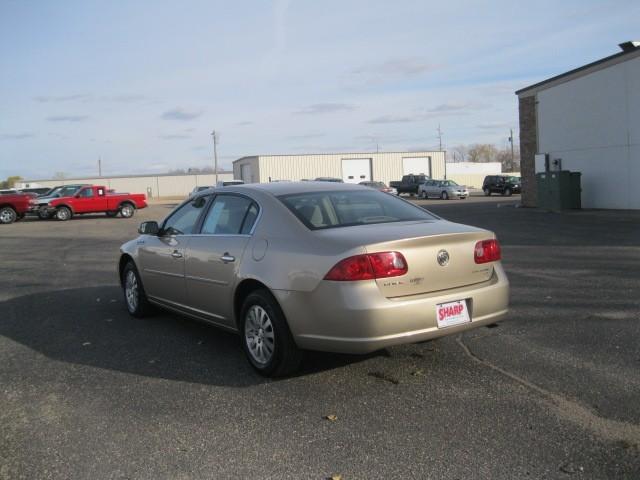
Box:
[118, 182, 509, 376]
[482, 175, 521, 196]
[418, 180, 469, 200]
[0, 193, 36, 224]
[31, 184, 90, 219]
[44, 185, 147, 220]
[359, 181, 398, 195]
[18, 187, 51, 195]
[313, 177, 343, 183]
[217, 180, 245, 187]
[389, 174, 429, 196]
[189, 186, 213, 198]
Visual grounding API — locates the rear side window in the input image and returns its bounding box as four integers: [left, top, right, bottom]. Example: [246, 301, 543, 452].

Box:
[279, 190, 436, 230]
[201, 195, 258, 235]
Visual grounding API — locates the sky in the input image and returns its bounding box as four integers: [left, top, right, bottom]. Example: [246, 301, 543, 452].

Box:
[0, 0, 638, 180]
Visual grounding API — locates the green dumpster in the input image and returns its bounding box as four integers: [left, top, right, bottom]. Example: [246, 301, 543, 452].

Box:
[536, 171, 581, 210]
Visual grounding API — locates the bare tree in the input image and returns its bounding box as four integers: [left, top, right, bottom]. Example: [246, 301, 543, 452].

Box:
[467, 144, 498, 163]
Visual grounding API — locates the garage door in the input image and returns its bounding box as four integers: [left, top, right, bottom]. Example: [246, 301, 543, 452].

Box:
[342, 158, 371, 184]
[402, 157, 431, 177]
[240, 164, 252, 183]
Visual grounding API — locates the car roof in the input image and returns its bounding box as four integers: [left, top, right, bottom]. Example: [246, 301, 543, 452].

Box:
[216, 181, 366, 197]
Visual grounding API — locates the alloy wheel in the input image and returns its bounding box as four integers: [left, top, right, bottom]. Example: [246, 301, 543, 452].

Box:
[244, 305, 275, 365]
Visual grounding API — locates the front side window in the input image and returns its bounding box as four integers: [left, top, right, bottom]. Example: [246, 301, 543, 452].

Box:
[201, 195, 258, 235]
[163, 196, 208, 235]
[279, 190, 436, 230]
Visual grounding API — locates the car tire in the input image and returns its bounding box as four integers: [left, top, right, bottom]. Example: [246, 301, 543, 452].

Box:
[420, 190, 427, 199]
[38, 207, 50, 219]
[483, 188, 490, 196]
[55, 206, 72, 221]
[240, 289, 302, 377]
[441, 191, 449, 200]
[505, 187, 512, 197]
[122, 261, 152, 318]
[0, 206, 17, 224]
[120, 203, 135, 218]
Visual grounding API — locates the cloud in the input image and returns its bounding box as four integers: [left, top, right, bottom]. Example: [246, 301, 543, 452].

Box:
[352, 57, 437, 77]
[295, 103, 355, 115]
[287, 133, 326, 140]
[46, 115, 89, 122]
[476, 122, 512, 130]
[161, 108, 204, 121]
[108, 94, 148, 104]
[159, 134, 191, 140]
[0, 132, 35, 140]
[34, 94, 91, 103]
[427, 102, 486, 113]
[368, 115, 422, 124]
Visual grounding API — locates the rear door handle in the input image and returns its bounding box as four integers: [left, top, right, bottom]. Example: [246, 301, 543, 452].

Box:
[220, 253, 235, 263]
[171, 250, 183, 259]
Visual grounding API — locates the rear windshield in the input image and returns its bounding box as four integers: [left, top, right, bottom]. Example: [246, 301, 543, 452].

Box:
[278, 190, 436, 230]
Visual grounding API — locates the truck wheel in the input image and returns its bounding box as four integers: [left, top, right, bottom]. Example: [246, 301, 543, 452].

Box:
[120, 203, 135, 218]
[441, 191, 449, 200]
[504, 187, 512, 197]
[38, 207, 50, 220]
[0, 206, 17, 224]
[483, 188, 490, 196]
[56, 206, 72, 221]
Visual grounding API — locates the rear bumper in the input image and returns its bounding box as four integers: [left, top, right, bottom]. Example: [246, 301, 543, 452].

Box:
[273, 264, 509, 354]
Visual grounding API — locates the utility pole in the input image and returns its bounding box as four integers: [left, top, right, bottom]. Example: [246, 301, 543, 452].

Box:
[211, 130, 218, 184]
[508, 128, 515, 172]
[98, 156, 102, 177]
[437, 124, 443, 151]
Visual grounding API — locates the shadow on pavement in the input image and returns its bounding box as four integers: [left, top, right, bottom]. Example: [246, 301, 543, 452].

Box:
[0, 286, 369, 387]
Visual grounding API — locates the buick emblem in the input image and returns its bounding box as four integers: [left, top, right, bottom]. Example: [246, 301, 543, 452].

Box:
[437, 249, 450, 266]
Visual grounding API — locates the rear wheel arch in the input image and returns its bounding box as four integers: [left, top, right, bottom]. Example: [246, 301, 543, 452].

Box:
[234, 279, 277, 329]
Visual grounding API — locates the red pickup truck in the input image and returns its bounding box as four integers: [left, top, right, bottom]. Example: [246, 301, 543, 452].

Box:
[0, 193, 36, 224]
[45, 185, 147, 221]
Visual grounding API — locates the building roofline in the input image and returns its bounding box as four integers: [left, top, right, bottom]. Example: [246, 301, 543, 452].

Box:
[232, 151, 444, 164]
[516, 45, 640, 97]
[23, 171, 233, 183]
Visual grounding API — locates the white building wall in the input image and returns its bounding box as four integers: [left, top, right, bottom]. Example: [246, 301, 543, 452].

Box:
[241, 152, 445, 186]
[22, 173, 234, 198]
[537, 55, 640, 209]
[233, 157, 260, 183]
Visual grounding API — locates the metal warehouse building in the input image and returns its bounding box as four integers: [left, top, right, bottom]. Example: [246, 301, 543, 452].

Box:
[517, 41, 640, 209]
[233, 151, 445, 185]
[20, 172, 234, 199]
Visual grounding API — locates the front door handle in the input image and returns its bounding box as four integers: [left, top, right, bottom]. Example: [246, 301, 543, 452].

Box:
[220, 253, 235, 263]
[171, 250, 183, 259]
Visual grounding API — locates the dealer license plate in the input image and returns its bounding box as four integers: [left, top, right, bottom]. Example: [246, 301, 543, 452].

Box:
[436, 300, 471, 329]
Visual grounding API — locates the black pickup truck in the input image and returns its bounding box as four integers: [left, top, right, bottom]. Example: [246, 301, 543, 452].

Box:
[389, 174, 429, 196]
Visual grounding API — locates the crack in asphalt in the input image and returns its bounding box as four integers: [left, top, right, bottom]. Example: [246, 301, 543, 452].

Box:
[456, 334, 640, 448]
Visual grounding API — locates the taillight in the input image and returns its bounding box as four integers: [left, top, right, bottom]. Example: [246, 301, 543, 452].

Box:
[324, 252, 408, 281]
[474, 239, 501, 264]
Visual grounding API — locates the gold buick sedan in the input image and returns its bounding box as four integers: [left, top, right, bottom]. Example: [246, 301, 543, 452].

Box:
[118, 182, 509, 376]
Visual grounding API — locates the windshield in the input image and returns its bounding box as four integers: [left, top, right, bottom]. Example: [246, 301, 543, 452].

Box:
[507, 176, 520, 183]
[279, 190, 436, 230]
[443, 180, 458, 187]
[58, 186, 82, 197]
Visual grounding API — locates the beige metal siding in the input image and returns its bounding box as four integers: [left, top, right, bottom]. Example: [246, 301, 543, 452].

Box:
[251, 151, 445, 185]
[24, 173, 234, 198]
[233, 156, 260, 183]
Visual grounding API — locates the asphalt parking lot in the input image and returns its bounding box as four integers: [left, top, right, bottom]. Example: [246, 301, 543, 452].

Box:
[1, 196, 639, 479]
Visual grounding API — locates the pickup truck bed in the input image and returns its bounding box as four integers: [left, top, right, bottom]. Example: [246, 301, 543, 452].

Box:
[0, 193, 35, 224]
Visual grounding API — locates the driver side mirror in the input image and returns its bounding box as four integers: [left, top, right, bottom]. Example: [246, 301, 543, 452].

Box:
[138, 221, 160, 235]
